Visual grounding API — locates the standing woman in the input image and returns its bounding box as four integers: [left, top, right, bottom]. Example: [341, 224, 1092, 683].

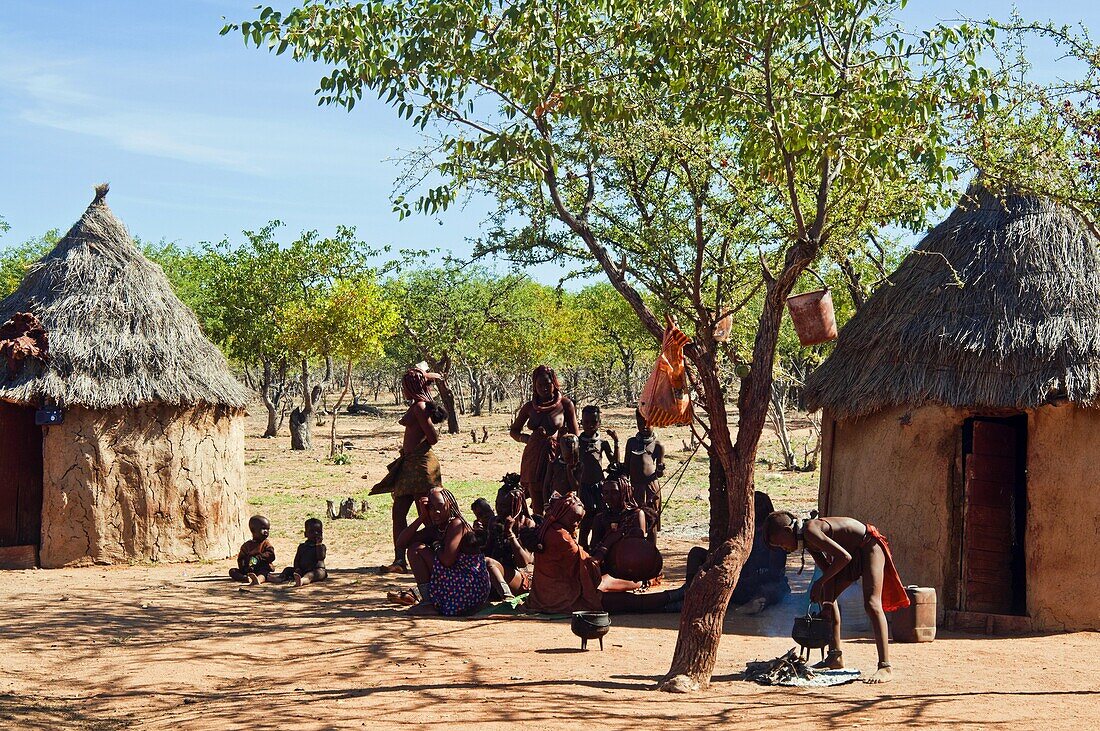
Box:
[509, 365, 578, 516]
[370, 366, 447, 573]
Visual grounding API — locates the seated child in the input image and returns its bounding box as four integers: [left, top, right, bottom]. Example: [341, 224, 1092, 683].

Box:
[480, 474, 537, 600]
[625, 409, 665, 543]
[763, 511, 911, 684]
[471, 498, 495, 533]
[542, 434, 580, 510]
[230, 515, 276, 584]
[271, 517, 328, 587]
[576, 405, 618, 549]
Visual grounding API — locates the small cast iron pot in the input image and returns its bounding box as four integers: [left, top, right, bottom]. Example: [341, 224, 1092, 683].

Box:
[571, 611, 611, 651]
[791, 611, 831, 661]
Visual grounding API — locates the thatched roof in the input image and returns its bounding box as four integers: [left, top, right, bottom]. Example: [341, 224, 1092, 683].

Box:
[804, 184, 1100, 419]
[0, 184, 251, 409]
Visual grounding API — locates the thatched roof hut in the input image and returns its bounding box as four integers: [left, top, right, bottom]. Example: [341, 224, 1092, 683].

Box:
[807, 184, 1100, 633]
[0, 185, 249, 568]
[805, 185, 1100, 418]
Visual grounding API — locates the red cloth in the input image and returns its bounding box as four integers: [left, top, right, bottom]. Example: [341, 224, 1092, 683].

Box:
[526, 526, 602, 614]
[638, 317, 692, 428]
[867, 525, 911, 613]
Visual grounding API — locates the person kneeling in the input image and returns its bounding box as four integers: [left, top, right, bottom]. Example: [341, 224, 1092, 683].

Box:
[763, 511, 910, 683]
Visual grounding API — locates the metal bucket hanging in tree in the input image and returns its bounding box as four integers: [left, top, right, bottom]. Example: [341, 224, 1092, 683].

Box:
[786, 275, 838, 346]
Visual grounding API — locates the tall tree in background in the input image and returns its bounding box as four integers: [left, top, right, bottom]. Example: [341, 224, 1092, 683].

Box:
[279, 276, 397, 455]
[386, 262, 526, 432]
[231, 0, 994, 689]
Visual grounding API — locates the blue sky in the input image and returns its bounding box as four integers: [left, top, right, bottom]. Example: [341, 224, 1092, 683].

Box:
[1, 1, 1098, 279]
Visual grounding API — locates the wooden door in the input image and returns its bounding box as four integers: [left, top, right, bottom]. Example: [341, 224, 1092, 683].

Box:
[962, 417, 1027, 615]
[0, 403, 44, 547]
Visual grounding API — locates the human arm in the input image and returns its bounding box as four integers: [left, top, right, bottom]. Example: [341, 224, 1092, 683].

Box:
[258, 541, 276, 565]
[805, 522, 852, 601]
[562, 399, 579, 435]
[437, 520, 466, 568]
[652, 441, 666, 479]
[603, 431, 620, 466]
[395, 516, 430, 551]
[509, 403, 539, 444]
[503, 518, 535, 568]
[411, 402, 440, 447]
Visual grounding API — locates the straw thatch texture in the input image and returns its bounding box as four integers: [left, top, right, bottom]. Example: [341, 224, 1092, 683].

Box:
[0, 185, 250, 409]
[805, 186, 1100, 418]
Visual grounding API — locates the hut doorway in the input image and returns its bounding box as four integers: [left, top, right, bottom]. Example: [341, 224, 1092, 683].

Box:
[0, 403, 43, 564]
[961, 415, 1028, 616]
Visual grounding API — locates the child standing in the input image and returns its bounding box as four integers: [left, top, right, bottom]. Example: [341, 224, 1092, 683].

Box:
[763, 512, 910, 684]
[624, 409, 665, 543]
[576, 405, 618, 549]
[230, 515, 276, 584]
[272, 517, 329, 587]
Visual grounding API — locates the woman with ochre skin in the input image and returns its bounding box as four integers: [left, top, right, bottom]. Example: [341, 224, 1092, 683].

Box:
[763, 511, 910, 684]
[509, 365, 578, 516]
[390, 488, 490, 616]
[372, 367, 448, 574]
[521, 492, 703, 615]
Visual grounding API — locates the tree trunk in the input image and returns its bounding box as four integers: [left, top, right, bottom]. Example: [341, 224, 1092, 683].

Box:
[330, 359, 353, 457]
[436, 378, 460, 434]
[661, 246, 815, 693]
[707, 449, 729, 552]
[290, 359, 314, 451]
[260, 357, 279, 438]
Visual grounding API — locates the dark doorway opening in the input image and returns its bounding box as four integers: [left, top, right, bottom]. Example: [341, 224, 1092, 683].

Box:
[961, 415, 1027, 616]
[0, 403, 44, 549]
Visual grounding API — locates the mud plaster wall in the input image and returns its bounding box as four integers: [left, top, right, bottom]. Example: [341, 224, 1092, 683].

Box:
[1025, 405, 1100, 630]
[820, 405, 961, 619]
[39, 404, 246, 568]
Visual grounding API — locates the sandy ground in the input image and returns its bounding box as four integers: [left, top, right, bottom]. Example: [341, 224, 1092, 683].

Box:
[1, 407, 1096, 730]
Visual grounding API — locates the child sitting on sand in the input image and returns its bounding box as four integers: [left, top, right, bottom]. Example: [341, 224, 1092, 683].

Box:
[230, 515, 276, 584]
[270, 517, 328, 587]
[763, 512, 910, 684]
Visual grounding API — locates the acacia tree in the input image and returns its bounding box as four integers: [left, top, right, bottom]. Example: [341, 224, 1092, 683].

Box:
[231, 0, 993, 689]
[279, 276, 397, 456]
[194, 223, 298, 438]
[385, 262, 526, 432]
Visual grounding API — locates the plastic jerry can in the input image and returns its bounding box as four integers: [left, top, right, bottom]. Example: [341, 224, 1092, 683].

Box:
[889, 586, 937, 642]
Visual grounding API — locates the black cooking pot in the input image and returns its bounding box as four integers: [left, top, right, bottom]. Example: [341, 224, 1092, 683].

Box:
[791, 611, 830, 650]
[571, 611, 611, 651]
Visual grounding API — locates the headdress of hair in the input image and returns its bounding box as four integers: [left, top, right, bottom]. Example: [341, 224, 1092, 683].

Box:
[530, 364, 563, 412]
[402, 367, 434, 403]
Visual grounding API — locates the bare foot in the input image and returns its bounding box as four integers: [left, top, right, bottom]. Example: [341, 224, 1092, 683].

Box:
[293, 573, 303, 587]
[813, 650, 843, 670]
[738, 597, 767, 616]
[865, 663, 893, 684]
[247, 573, 259, 585]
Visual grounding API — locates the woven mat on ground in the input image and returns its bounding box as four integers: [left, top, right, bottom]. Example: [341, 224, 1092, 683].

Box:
[473, 593, 569, 620]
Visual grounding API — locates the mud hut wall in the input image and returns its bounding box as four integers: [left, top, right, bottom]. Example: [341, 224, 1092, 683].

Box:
[1025, 405, 1100, 630]
[39, 404, 246, 568]
[819, 405, 960, 618]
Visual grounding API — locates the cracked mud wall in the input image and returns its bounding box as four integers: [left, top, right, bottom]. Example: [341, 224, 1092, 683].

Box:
[1025, 405, 1100, 630]
[823, 404, 1100, 631]
[39, 404, 246, 567]
[820, 405, 959, 618]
